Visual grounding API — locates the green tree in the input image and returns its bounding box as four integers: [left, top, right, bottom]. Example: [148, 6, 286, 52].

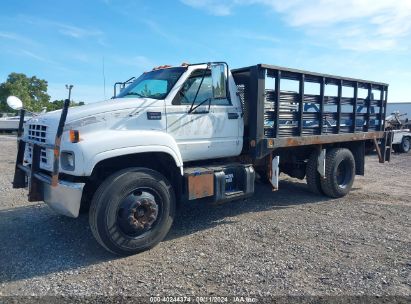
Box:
[0, 73, 85, 113]
[47, 99, 85, 111]
[0, 73, 51, 112]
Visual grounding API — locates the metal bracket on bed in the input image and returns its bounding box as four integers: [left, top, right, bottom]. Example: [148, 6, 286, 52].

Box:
[270, 156, 280, 191]
[317, 149, 326, 178]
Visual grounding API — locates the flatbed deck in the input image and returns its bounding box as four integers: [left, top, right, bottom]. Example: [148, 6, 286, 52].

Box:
[232, 64, 388, 158]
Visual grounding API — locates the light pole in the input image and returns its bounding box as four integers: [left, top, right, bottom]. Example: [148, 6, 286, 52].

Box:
[65, 84, 73, 101]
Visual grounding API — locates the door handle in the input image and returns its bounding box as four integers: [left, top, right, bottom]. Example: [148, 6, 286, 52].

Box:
[228, 112, 239, 119]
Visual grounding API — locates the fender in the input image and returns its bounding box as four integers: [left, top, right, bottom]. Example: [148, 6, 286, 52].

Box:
[74, 130, 184, 176]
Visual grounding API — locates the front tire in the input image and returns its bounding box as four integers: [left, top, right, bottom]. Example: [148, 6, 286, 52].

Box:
[320, 148, 355, 198]
[89, 168, 175, 256]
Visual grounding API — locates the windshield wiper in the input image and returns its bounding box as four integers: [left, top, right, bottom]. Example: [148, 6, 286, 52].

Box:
[124, 92, 144, 98]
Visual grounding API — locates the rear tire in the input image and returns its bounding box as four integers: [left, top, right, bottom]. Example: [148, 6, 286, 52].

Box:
[89, 168, 175, 256]
[306, 150, 323, 195]
[399, 137, 410, 153]
[320, 148, 355, 198]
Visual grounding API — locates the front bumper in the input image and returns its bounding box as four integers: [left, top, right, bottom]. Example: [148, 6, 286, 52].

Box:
[13, 141, 85, 217]
[35, 170, 84, 218]
[16, 163, 85, 218]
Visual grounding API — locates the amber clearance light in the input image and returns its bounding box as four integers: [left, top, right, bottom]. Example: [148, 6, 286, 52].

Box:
[69, 130, 80, 143]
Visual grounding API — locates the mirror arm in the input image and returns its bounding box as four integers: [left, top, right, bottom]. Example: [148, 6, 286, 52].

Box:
[189, 64, 209, 113]
[189, 98, 212, 114]
[225, 63, 231, 102]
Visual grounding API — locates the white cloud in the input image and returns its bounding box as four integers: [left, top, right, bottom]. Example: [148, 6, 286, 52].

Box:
[57, 23, 103, 39]
[15, 49, 72, 72]
[20, 50, 50, 63]
[141, 19, 183, 44]
[180, 0, 235, 16]
[181, 0, 411, 51]
[0, 31, 38, 46]
[21, 16, 105, 43]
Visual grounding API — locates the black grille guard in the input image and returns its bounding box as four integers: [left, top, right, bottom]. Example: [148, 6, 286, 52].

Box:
[13, 99, 70, 202]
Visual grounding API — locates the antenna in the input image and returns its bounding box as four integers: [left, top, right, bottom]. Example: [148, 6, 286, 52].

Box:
[103, 56, 106, 100]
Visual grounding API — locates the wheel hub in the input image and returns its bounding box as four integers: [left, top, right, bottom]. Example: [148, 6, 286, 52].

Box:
[127, 198, 158, 230]
[117, 191, 159, 235]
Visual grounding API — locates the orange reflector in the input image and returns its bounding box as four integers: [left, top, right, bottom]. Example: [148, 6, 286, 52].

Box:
[69, 130, 80, 143]
[268, 139, 274, 147]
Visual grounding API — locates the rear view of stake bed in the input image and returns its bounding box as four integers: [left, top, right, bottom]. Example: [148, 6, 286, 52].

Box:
[10, 62, 393, 255]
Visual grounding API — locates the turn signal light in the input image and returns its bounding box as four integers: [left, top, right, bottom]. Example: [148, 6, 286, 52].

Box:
[69, 130, 80, 143]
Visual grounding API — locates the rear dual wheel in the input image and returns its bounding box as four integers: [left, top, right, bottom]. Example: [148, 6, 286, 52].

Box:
[306, 150, 324, 195]
[306, 148, 355, 198]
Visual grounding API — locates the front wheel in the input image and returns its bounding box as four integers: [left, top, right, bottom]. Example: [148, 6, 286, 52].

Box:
[320, 148, 355, 198]
[89, 168, 175, 256]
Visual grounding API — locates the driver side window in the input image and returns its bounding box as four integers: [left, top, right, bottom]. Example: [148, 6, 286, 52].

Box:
[173, 69, 229, 106]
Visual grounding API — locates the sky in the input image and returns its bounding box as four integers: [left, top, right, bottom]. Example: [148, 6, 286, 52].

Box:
[1, 0, 410, 103]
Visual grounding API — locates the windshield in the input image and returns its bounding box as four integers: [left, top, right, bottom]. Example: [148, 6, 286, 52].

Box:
[117, 67, 186, 100]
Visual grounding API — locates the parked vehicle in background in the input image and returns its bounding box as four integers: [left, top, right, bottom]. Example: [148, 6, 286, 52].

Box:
[391, 130, 410, 153]
[10, 62, 392, 255]
[385, 112, 411, 153]
[0, 114, 21, 131]
[0, 113, 34, 132]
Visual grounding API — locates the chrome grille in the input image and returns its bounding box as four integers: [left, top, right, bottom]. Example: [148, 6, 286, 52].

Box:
[28, 124, 47, 143]
[26, 145, 48, 165]
[25, 123, 51, 168]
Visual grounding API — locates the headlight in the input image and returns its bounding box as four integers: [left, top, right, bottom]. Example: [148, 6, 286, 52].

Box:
[61, 151, 75, 171]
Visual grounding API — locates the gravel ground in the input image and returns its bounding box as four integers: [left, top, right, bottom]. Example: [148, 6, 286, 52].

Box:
[0, 135, 410, 298]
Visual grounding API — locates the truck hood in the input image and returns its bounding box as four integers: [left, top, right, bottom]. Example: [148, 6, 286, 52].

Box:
[27, 97, 163, 127]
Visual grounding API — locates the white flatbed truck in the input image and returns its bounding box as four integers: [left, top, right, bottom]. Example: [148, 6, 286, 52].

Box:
[10, 62, 392, 255]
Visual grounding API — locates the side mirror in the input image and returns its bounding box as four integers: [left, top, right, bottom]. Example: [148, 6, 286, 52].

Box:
[210, 63, 227, 99]
[6, 96, 23, 110]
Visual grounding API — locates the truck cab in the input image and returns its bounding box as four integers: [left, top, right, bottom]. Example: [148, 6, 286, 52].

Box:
[122, 63, 244, 162]
[23, 63, 243, 176]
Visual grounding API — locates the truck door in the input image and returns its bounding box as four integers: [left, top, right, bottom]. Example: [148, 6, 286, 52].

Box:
[166, 68, 242, 162]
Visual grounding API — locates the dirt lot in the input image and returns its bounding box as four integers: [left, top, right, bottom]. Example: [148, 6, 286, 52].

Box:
[0, 135, 410, 298]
